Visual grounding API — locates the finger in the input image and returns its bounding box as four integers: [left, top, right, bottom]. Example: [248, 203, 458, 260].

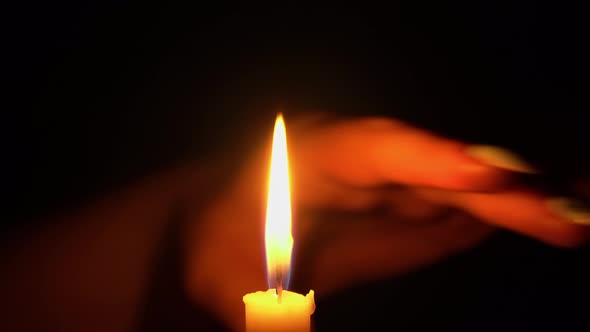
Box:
[290, 117, 513, 193]
[306, 212, 494, 294]
[293, 179, 382, 211]
[294, 185, 450, 247]
[382, 186, 452, 222]
[415, 188, 590, 248]
[293, 175, 450, 223]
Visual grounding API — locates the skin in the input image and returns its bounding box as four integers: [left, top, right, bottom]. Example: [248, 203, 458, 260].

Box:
[1, 114, 588, 332]
[185, 114, 590, 331]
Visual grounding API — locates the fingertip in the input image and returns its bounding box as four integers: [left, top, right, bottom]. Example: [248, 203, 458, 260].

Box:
[451, 159, 515, 192]
[433, 144, 516, 192]
[541, 222, 590, 248]
[464, 145, 539, 174]
[543, 197, 590, 248]
[446, 189, 590, 248]
[442, 143, 543, 192]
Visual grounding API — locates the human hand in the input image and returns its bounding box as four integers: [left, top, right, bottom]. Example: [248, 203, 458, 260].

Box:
[185, 113, 590, 331]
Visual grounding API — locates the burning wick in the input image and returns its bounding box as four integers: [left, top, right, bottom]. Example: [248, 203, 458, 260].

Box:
[275, 270, 284, 303]
[277, 282, 283, 304]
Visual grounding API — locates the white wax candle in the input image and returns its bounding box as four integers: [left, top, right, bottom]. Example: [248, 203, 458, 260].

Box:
[243, 289, 315, 332]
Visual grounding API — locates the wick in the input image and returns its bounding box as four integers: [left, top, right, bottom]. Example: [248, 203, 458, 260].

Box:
[276, 282, 283, 304]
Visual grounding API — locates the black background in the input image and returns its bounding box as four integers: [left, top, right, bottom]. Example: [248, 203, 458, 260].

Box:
[3, 2, 589, 331]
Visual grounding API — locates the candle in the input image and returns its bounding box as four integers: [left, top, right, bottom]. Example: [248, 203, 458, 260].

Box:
[242, 114, 315, 332]
[243, 289, 315, 332]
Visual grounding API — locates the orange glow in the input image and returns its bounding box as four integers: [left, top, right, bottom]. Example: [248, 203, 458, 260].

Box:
[265, 113, 293, 289]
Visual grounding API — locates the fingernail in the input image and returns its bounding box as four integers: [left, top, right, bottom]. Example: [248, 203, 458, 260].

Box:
[465, 145, 538, 174]
[546, 197, 590, 225]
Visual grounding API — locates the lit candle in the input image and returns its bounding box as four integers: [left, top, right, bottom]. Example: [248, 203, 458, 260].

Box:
[243, 114, 315, 332]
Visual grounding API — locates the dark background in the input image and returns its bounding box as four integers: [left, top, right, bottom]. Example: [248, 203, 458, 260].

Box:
[4, 2, 589, 331]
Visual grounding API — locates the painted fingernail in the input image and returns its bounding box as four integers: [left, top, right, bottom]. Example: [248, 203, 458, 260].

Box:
[465, 145, 538, 174]
[546, 197, 590, 225]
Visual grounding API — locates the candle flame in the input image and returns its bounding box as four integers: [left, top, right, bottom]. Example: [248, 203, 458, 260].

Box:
[265, 113, 293, 291]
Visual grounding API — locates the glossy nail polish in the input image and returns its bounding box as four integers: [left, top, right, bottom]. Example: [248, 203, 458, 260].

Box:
[546, 197, 590, 225]
[465, 145, 538, 174]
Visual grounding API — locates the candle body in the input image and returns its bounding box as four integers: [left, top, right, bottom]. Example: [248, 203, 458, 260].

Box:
[243, 289, 315, 332]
